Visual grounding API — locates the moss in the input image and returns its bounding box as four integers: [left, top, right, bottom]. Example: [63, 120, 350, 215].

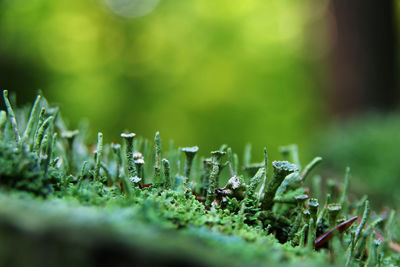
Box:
[0, 91, 398, 267]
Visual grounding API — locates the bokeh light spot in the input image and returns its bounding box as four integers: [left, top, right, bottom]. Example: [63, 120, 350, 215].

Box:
[105, 0, 160, 18]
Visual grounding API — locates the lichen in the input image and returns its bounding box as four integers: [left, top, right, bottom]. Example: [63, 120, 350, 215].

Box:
[0, 90, 398, 267]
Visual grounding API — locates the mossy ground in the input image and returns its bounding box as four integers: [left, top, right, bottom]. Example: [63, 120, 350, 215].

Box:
[0, 91, 398, 267]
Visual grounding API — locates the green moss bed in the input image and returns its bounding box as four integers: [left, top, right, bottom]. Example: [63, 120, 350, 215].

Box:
[0, 90, 398, 267]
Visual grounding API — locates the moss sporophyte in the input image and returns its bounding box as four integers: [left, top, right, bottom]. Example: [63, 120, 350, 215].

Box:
[0, 90, 398, 267]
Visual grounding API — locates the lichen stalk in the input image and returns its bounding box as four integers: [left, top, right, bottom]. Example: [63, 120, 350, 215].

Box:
[233, 153, 239, 175]
[243, 143, 251, 167]
[301, 157, 322, 181]
[299, 224, 308, 247]
[308, 198, 319, 223]
[354, 218, 382, 259]
[227, 147, 235, 176]
[317, 193, 331, 226]
[307, 218, 316, 250]
[50, 132, 58, 162]
[154, 131, 162, 184]
[354, 199, 370, 245]
[384, 209, 395, 244]
[61, 130, 79, 174]
[289, 195, 308, 241]
[162, 159, 171, 189]
[33, 116, 54, 155]
[339, 167, 351, 208]
[112, 144, 122, 182]
[327, 203, 342, 228]
[135, 158, 145, 183]
[345, 232, 356, 267]
[33, 108, 46, 149]
[0, 110, 7, 138]
[121, 133, 138, 183]
[182, 146, 199, 179]
[22, 95, 42, 145]
[205, 151, 225, 206]
[248, 167, 265, 200]
[94, 132, 103, 181]
[2, 90, 20, 144]
[257, 148, 269, 206]
[261, 161, 298, 210]
[78, 161, 88, 185]
[200, 158, 212, 196]
[39, 134, 49, 159]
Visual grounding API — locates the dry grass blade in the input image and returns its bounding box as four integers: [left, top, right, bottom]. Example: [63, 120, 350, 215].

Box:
[315, 216, 358, 250]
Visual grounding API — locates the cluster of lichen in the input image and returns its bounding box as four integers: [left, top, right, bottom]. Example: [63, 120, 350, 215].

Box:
[0, 90, 398, 266]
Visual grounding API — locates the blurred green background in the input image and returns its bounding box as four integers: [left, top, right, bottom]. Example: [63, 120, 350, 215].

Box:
[0, 0, 400, 203]
[0, 0, 329, 159]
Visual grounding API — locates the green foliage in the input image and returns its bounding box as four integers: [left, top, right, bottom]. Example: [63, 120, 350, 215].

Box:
[0, 91, 399, 266]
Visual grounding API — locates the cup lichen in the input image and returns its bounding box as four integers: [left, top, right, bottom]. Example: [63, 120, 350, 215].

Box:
[0, 90, 397, 267]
